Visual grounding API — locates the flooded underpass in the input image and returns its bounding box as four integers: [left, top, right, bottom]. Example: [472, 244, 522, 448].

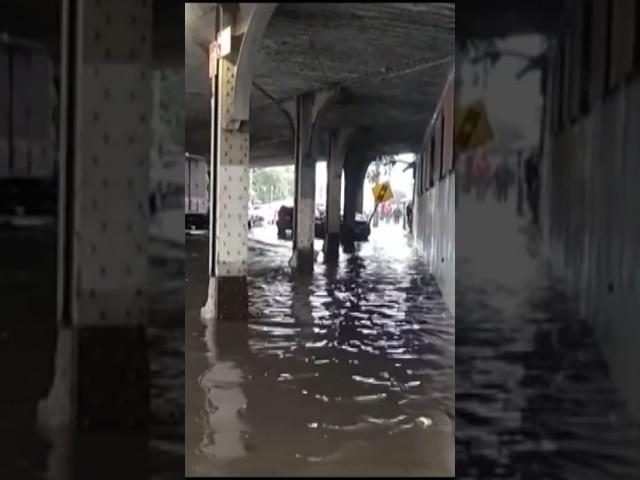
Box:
[0, 224, 185, 480]
[185, 225, 455, 477]
[455, 196, 640, 479]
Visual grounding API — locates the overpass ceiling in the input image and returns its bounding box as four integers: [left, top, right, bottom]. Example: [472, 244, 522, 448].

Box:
[2, 0, 184, 65]
[186, 2, 455, 166]
[456, 0, 565, 44]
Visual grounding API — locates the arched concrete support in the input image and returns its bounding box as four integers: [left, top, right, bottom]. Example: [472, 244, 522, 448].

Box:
[227, 3, 277, 129]
[324, 127, 356, 263]
[343, 154, 371, 243]
[287, 86, 340, 274]
[39, 0, 152, 431]
[202, 3, 275, 322]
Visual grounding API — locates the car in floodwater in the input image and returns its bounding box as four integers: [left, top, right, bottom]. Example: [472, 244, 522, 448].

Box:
[185, 153, 208, 231]
[315, 212, 371, 242]
[276, 205, 294, 239]
[277, 204, 370, 242]
[249, 204, 272, 228]
[0, 177, 57, 229]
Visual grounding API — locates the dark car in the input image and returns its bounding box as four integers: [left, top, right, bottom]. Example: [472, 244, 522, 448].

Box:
[347, 213, 372, 241]
[185, 210, 253, 232]
[314, 212, 371, 242]
[276, 205, 294, 239]
[0, 177, 57, 229]
[185, 211, 209, 231]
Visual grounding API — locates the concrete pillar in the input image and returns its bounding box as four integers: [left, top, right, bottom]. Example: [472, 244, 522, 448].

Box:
[39, 0, 152, 431]
[213, 62, 250, 321]
[292, 93, 315, 273]
[324, 128, 354, 263]
[200, 4, 276, 322]
[343, 157, 368, 233]
[283, 87, 339, 272]
[325, 139, 342, 261]
[202, 10, 250, 323]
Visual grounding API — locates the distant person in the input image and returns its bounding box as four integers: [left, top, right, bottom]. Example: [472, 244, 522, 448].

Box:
[406, 201, 413, 233]
[525, 153, 540, 225]
[494, 159, 515, 203]
[463, 154, 474, 193]
[149, 190, 158, 217]
[393, 205, 402, 224]
[473, 150, 491, 201]
[384, 202, 393, 223]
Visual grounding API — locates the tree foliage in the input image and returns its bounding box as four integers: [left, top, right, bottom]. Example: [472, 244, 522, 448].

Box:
[365, 155, 394, 185]
[251, 166, 295, 204]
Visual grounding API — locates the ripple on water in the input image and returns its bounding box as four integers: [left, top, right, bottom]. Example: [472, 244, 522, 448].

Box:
[185, 232, 454, 476]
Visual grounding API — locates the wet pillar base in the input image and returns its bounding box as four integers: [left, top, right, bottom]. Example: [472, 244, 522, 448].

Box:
[202, 276, 249, 322]
[75, 433, 148, 479]
[342, 227, 356, 254]
[324, 233, 340, 264]
[75, 325, 149, 430]
[293, 93, 315, 275]
[39, 325, 149, 432]
[292, 248, 314, 275]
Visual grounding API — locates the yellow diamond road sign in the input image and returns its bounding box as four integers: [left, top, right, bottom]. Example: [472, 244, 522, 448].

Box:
[455, 101, 494, 151]
[372, 181, 393, 203]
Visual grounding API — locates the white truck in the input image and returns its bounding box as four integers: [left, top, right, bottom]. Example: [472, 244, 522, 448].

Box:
[0, 36, 55, 179]
[185, 153, 209, 230]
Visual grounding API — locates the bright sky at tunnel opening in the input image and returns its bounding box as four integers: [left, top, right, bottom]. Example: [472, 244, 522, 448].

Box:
[249, 152, 416, 213]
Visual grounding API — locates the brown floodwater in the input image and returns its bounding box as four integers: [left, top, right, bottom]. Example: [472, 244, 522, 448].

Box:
[185, 225, 455, 477]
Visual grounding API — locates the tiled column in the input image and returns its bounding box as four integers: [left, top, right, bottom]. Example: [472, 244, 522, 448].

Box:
[39, 0, 152, 430]
[213, 53, 250, 321]
[201, 9, 250, 322]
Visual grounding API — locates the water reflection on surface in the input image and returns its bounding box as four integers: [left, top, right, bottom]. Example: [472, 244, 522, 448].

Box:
[456, 194, 640, 479]
[186, 226, 455, 477]
[0, 227, 185, 480]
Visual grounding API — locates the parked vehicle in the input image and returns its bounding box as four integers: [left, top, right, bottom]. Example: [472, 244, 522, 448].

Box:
[249, 204, 271, 227]
[277, 204, 371, 242]
[185, 154, 208, 231]
[276, 205, 294, 238]
[314, 212, 371, 241]
[348, 213, 372, 241]
[0, 177, 57, 228]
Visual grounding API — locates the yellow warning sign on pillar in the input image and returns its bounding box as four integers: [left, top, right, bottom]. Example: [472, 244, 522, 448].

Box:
[372, 181, 394, 204]
[455, 101, 494, 151]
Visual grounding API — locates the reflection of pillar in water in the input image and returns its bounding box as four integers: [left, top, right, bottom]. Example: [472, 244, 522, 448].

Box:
[198, 320, 251, 461]
[43, 429, 72, 480]
[291, 276, 313, 324]
[516, 150, 524, 217]
[199, 361, 248, 460]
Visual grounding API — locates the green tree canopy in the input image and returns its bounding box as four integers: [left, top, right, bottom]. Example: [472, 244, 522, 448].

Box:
[251, 166, 294, 204]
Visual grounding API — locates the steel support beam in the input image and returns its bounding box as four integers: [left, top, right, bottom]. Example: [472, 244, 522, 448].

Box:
[39, 0, 152, 431]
